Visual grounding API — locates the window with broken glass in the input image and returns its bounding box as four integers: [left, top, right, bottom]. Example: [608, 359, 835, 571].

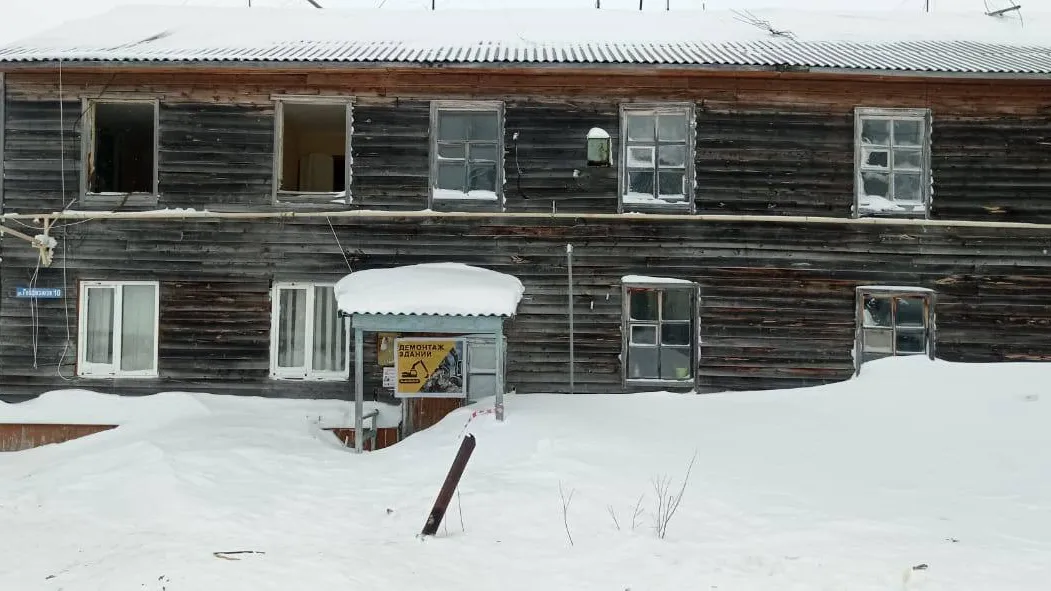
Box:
[857, 289, 934, 365]
[620, 106, 693, 210]
[624, 286, 695, 382]
[855, 108, 930, 216]
[431, 103, 502, 202]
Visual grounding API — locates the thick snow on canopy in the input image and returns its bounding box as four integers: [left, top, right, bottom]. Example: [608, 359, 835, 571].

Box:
[334, 262, 524, 317]
[1, 357, 1050, 589]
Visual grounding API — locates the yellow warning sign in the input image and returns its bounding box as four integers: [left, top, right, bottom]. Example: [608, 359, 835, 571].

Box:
[394, 338, 466, 398]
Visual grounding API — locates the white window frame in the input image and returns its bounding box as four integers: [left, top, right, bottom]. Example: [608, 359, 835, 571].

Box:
[854, 285, 936, 375]
[429, 100, 505, 205]
[618, 103, 695, 213]
[271, 95, 354, 204]
[269, 282, 350, 381]
[854, 107, 932, 218]
[76, 280, 160, 378]
[80, 97, 160, 206]
[621, 281, 698, 385]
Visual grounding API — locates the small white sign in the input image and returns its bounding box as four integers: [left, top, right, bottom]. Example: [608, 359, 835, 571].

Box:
[382, 366, 396, 389]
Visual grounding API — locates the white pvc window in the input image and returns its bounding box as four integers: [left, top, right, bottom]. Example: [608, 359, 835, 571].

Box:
[77, 281, 159, 377]
[855, 107, 931, 217]
[270, 283, 349, 380]
[620, 104, 694, 210]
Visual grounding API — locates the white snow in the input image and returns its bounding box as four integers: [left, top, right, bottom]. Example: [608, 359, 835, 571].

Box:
[859, 195, 927, 214]
[1, 357, 1050, 589]
[622, 274, 695, 285]
[32, 234, 58, 249]
[334, 262, 524, 317]
[858, 285, 935, 293]
[622, 192, 688, 205]
[0, 389, 402, 428]
[586, 127, 611, 139]
[432, 188, 500, 201]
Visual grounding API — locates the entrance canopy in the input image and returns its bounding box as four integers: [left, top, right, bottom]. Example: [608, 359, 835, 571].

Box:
[334, 263, 524, 452]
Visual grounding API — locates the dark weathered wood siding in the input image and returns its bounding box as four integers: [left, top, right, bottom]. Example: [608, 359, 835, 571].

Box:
[2, 67, 1051, 401]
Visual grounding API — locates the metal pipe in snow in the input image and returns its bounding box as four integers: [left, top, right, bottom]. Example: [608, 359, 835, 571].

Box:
[567, 243, 575, 394]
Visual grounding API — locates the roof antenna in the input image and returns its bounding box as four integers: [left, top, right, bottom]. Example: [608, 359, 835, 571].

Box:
[639, 0, 643, 10]
[595, 0, 600, 7]
[302, 0, 323, 7]
[986, 0, 1022, 17]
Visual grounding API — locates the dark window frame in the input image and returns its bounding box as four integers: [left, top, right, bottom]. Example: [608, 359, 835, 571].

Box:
[80, 97, 160, 207]
[271, 95, 354, 206]
[428, 100, 505, 207]
[854, 285, 936, 375]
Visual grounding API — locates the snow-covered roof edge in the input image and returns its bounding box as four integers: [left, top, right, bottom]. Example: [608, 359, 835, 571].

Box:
[335, 263, 524, 318]
[622, 275, 695, 285]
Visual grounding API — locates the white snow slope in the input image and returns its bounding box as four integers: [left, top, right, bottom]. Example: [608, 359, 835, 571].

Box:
[1, 356, 1050, 590]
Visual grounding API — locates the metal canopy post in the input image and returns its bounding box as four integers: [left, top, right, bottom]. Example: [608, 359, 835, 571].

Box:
[354, 326, 364, 453]
[495, 323, 505, 421]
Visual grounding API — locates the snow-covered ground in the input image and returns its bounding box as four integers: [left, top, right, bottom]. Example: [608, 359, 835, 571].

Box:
[1, 357, 1049, 590]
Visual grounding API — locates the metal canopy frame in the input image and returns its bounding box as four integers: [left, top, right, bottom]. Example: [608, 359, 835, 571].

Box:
[349, 312, 507, 453]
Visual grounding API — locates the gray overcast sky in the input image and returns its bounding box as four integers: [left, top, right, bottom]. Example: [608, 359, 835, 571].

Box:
[0, 0, 1043, 44]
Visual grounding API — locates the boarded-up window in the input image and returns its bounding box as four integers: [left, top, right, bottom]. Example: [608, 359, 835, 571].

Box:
[86, 101, 157, 195]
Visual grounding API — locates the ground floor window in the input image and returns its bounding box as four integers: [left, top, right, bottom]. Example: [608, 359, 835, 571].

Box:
[855, 286, 935, 372]
[270, 283, 348, 379]
[77, 281, 159, 377]
[623, 281, 696, 382]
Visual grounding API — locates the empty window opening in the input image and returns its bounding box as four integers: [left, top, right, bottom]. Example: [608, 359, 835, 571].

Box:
[431, 102, 503, 201]
[279, 102, 348, 193]
[271, 283, 349, 380]
[78, 281, 159, 378]
[855, 286, 935, 373]
[623, 283, 696, 382]
[88, 101, 156, 194]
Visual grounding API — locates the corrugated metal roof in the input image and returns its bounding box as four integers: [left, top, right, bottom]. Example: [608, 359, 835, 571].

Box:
[2, 7, 1051, 75]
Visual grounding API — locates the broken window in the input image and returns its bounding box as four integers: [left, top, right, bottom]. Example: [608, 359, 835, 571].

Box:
[78, 281, 159, 377]
[431, 101, 503, 202]
[621, 105, 694, 210]
[85, 100, 157, 195]
[275, 99, 350, 197]
[623, 283, 696, 382]
[855, 108, 931, 217]
[855, 286, 935, 373]
[271, 283, 348, 380]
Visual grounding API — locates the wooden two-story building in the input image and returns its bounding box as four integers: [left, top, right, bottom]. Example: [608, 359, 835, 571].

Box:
[1, 6, 1050, 404]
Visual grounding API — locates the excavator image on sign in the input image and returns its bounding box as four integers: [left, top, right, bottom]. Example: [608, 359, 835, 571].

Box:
[394, 338, 466, 398]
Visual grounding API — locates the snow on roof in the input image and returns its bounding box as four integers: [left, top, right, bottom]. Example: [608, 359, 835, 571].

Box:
[622, 275, 695, 285]
[334, 263, 524, 317]
[2, 6, 1051, 75]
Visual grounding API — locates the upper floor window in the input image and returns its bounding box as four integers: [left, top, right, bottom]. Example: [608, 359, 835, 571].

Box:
[78, 281, 159, 378]
[430, 101, 503, 204]
[623, 278, 697, 383]
[855, 286, 935, 374]
[273, 96, 352, 204]
[620, 104, 694, 212]
[82, 99, 159, 205]
[855, 107, 931, 217]
[271, 283, 348, 380]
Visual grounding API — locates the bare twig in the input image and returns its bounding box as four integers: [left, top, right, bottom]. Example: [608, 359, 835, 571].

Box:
[607, 505, 621, 531]
[559, 481, 576, 546]
[457, 489, 466, 533]
[631, 493, 645, 531]
[651, 452, 698, 539]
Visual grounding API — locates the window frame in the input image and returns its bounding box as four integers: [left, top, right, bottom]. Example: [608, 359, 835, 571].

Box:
[271, 94, 354, 205]
[80, 97, 160, 206]
[76, 280, 160, 378]
[618, 103, 696, 214]
[621, 280, 699, 386]
[853, 107, 932, 219]
[428, 100, 505, 206]
[269, 282, 351, 381]
[854, 285, 936, 375]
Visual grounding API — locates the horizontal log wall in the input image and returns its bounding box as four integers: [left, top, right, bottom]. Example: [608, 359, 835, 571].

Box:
[1, 215, 1050, 401]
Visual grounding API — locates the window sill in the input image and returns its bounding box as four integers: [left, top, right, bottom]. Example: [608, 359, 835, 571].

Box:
[76, 372, 159, 379]
[625, 378, 695, 387]
[81, 193, 159, 208]
[270, 374, 350, 382]
[275, 191, 350, 206]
